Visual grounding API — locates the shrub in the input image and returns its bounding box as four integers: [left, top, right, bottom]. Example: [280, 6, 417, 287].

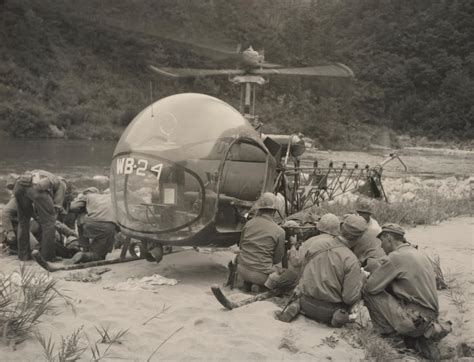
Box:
[0, 265, 59, 345]
[314, 193, 470, 226]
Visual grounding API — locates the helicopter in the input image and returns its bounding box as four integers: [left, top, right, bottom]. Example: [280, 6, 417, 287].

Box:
[105, 44, 405, 265]
[103, 46, 364, 263]
[106, 90, 406, 264]
[31, 44, 404, 273]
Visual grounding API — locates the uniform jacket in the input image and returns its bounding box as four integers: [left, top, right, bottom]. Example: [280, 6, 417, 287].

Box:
[238, 214, 285, 274]
[70, 193, 116, 224]
[352, 232, 386, 265]
[1, 197, 17, 233]
[364, 243, 439, 314]
[289, 233, 333, 270]
[366, 217, 382, 238]
[299, 234, 364, 306]
[31, 170, 67, 209]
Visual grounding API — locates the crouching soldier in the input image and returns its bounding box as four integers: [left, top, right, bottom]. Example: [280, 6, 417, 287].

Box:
[69, 188, 118, 263]
[237, 192, 298, 293]
[277, 215, 367, 325]
[363, 224, 451, 360]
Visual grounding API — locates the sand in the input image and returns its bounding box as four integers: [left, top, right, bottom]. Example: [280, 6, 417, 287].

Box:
[0, 217, 473, 361]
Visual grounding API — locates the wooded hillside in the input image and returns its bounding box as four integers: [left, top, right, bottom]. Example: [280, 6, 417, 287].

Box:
[0, 0, 472, 149]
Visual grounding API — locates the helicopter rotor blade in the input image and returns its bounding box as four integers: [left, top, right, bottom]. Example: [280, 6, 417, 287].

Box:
[251, 63, 354, 78]
[149, 65, 245, 78]
[48, 1, 241, 61]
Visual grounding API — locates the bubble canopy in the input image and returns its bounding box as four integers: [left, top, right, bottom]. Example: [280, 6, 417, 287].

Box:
[110, 93, 272, 241]
[114, 93, 260, 160]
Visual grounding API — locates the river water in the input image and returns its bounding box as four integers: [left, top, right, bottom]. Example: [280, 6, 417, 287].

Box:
[0, 135, 115, 202]
[0, 134, 472, 203]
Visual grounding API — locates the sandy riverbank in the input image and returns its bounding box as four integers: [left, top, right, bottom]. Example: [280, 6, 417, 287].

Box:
[0, 216, 473, 361]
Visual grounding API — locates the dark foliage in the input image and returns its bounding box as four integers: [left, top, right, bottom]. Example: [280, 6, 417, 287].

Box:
[0, 0, 472, 147]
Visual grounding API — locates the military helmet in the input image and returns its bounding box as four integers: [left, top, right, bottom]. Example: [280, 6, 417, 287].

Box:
[254, 192, 278, 210]
[356, 198, 373, 214]
[316, 213, 340, 236]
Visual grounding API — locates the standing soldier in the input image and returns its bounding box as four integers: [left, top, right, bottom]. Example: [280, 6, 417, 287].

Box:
[1, 174, 40, 253]
[13, 170, 67, 261]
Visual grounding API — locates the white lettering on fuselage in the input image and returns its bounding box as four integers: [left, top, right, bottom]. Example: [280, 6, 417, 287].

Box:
[116, 157, 126, 174]
[116, 157, 163, 181]
[124, 158, 134, 174]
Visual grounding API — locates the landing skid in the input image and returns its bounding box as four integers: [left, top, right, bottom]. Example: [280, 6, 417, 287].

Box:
[210, 284, 273, 310]
[31, 250, 143, 272]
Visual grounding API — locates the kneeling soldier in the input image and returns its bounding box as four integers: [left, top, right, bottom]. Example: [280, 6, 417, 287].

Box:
[238, 192, 298, 293]
[69, 189, 118, 263]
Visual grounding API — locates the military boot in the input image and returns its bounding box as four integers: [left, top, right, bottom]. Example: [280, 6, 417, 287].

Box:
[413, 336, 440, 361]
[405, 336, 440, 361]
[331, 309, 350, 327]
[275, 300, 300, 323]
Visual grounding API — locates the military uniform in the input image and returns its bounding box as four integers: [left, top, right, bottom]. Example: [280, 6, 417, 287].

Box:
[298, 234, 364, 324]
[352, 229, 386, 268]
[13, 170, 66, 261]
[238, 214, 287, 286]
[276, 214, 367, 324]
[1, 197, 40, 252]
[70, 192, 117, 262]
[238, 193, 297, 291]
[363, 243, 439, 336]
[365, 217, 382, 239]
[288, 213, 340, 275]
[352, 200, 385, 266]
[239, 215, 285, 272]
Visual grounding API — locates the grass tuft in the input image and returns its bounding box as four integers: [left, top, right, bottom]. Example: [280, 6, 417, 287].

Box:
[446, 281, 468, 314]
[36, 326, 86, 362]
[86, 332, 114, 362]
[428, 254, 448, 290]
[0, 265, 61, 345]
[358, 329, 400, 361]
[339, 325, 399, 361]
[95, 325, 129, 344]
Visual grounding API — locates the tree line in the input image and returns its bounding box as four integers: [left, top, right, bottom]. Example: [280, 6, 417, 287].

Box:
[0, 0, 472, 149]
